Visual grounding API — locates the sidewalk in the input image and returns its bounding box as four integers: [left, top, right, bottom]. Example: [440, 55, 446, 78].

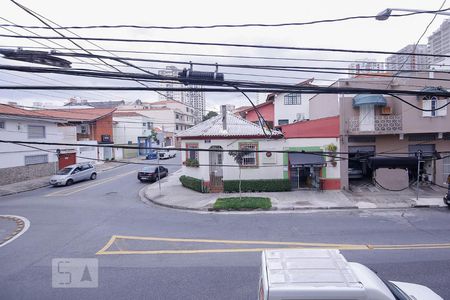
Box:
[144, 171, 449, 211]
[0, 159, 134, 197]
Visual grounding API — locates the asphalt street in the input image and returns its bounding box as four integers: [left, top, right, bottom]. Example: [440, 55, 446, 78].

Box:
[1, 155, 450, 299]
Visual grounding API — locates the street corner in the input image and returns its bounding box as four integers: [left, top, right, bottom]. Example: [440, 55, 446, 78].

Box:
[0, 215, 29, 247]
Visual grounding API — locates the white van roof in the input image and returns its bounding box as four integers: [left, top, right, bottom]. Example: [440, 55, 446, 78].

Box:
[263, 249, 366, 298]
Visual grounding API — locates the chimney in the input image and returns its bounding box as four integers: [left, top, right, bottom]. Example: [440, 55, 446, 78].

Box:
[221, 105, 227, 130]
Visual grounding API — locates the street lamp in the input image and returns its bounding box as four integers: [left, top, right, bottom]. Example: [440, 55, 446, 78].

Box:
[376, 8, 450, 21]
[0, 48, 71, 68]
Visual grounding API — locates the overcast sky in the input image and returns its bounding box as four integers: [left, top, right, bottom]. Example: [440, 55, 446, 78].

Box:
[0, 0, 449, 110]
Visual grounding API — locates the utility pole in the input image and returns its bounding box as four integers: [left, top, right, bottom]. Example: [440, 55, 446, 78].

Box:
[416, 150, 422, 201]
[157, 154, 161, 196]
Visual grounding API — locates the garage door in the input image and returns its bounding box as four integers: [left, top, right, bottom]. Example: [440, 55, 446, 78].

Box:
[408, 144, 435, 157]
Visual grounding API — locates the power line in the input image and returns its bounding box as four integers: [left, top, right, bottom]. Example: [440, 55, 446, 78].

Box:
[0, 18, 128, 101]
[1, 44, 443, 68]
[4, 33, 450, 59]
[44, 51, 450, 83]
[6, 0, 207, 114]
[1, 8, 449, 30]
[386, 0, 447, 87]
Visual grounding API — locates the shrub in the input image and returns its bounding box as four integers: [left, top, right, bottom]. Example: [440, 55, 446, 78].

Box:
[179, 175, 206, 193]
[185, 158, 199, 167]
[213, 197, 272, 210]
[223, 179, 291, 193]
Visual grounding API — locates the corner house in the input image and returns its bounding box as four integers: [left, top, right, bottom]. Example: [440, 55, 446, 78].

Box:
[177, 106, 285, 193]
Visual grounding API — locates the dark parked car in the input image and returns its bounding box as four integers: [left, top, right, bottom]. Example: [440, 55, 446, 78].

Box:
[137, 166, 168, 182]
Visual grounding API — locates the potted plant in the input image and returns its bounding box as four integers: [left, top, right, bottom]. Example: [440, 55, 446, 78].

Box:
[326, 143, 338, 167]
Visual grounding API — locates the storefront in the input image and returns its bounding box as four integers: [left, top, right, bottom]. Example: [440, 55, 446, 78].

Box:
[288, 153, 325, 189]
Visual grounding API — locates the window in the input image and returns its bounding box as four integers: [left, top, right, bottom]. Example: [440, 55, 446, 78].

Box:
[28, 125, 45, 139]
[176, 125, 179, 130]
[278, 119, 289, 126]
[176, 114, 179, 119]
[147, 122, 153, 129]
[78, 124, 90, 134]
[186, 143, 199, 161]
[423, 96, 447, 117]
[284, 93, 301, 105]
[240, 142, 258, 167]
[24, 154, 48, 165]
[0, 121, 4, 129]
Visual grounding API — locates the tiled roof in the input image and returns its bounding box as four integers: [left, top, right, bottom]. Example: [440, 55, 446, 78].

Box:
[36, 108, 116, 122]
[281, 116, 339, 138]
[177, 113, 283, 138]
[0, 104, 66, 121]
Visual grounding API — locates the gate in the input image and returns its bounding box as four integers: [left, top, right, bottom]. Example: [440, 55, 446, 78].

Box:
[209, 146, 223, 192]
[58, 152, 76, 169]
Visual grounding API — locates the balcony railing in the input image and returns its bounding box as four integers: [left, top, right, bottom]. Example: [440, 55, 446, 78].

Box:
[348, 115, 402, 134]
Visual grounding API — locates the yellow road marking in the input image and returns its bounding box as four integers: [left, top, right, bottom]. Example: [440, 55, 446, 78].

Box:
[46, 170, 136, 197]
[96, 235, 450, 255]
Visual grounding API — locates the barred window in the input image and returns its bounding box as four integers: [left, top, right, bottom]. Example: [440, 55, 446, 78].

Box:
[24, 154, 48, 165]
[28, 125, 45, 139]
[240, 143, 258, 167]
[284, 94, 301, 105]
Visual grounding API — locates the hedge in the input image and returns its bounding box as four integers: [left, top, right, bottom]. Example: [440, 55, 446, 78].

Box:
[213, 197, 272, 210]
[179, 175, 206, 193]
[223, 179, 291, 193]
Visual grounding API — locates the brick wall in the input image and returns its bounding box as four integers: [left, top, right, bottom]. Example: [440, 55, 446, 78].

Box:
[0, 162, 57, 185]
[92, 114, 114, 142]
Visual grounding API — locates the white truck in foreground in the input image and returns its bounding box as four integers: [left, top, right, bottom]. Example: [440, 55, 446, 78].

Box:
[259, 249, 442, 300]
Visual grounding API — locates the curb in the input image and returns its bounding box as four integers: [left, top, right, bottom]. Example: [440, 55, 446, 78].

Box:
[0, 182, 50, 197]
[139, 186, 208, 212]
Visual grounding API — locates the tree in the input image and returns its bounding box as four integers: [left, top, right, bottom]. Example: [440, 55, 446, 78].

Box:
[228, 148, 252, 200]
[203, 111, 218, 121]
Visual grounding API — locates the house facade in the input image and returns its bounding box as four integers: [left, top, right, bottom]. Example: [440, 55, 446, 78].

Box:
[309, 73, 450, 190]
[237, 79, 314, 127]
[177, 106, 284, 192]
[280, 116, 341, 190]
[38, 107, 116, 161]
[0, 104, 77, 185]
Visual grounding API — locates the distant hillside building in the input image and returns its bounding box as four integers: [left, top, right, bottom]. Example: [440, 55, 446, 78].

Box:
[385, 44, 429, 71]
[428, 19, 450, 64]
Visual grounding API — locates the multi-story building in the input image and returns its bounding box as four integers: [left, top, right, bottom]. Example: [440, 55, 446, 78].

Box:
[158, 66, 206, 123]
[385, 44, 429, 71]
[116, 99, 195, 146]
[428, 19, 450, 64]
[309, 73, 450, 190]
[348, 59, 385, 77]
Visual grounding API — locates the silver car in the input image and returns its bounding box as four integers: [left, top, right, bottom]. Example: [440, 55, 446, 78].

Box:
[50, 163, 97, 186]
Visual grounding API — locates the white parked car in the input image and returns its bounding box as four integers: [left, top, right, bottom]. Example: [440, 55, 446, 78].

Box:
[158, 146, 177, 159]
[258, 249, 442, 300]
[49, 163, 97, 186]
